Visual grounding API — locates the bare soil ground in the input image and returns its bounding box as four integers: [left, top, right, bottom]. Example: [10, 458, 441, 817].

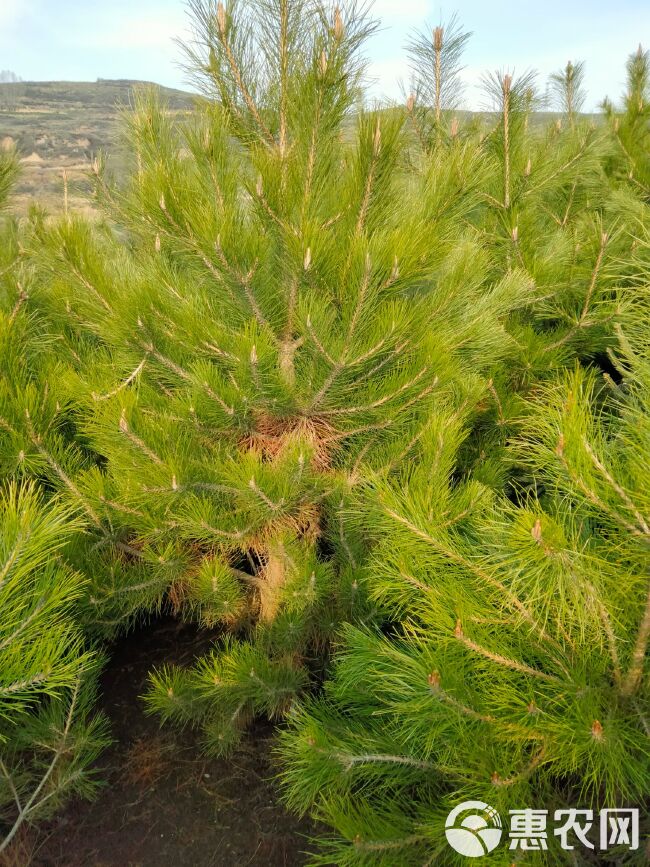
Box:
[12, 618, 317, 867]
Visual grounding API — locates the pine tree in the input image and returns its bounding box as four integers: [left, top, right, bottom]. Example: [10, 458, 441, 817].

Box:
[284, 311, 650, 865]
[474, 65, 626, 377]
[404, 15, 472, 145]
[0, 485, 109, 854]
[19, 1, 533, 754]
[0, 149, 18, 210]
[0, 148, 110, 854]
[12, 3, 644, 766]
[3, 9, 647, 855]
[549, 60, 587, 123]
[280, 305, 650, 865]
[603, 45, 650, 199]
[403, 27, 639, 498]
[277, 39, 650, 862]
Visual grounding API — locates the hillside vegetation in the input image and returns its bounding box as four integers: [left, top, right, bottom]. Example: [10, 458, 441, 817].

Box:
[0, 80, 194, 215]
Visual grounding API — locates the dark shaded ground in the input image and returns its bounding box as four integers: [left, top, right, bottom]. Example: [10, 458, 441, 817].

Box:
[30, 618, 318, 867]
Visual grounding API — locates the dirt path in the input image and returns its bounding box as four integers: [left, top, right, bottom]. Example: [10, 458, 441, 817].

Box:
[30, 619, 318, 867]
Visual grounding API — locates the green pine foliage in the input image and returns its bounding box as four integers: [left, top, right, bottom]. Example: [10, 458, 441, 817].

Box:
[0, 2, 648, 856]
[403, 25, 640, 493]
[603, 45, 650, 198]
[277, 23, 650, 867]
[404, 14, 472, 140]
[0, 149, 18, 212]
[18, 1, 538, 754]
[0, 484, 89, 726]
[0, 153, 110, 853]
[0, 149, 19, 300]
[549, 60, 587, 121]
[280, 314, 650, 866]
[0, 484, 110, 853]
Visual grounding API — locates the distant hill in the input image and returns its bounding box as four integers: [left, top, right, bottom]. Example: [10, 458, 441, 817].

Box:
[0, 79, 195, 215]
[0, 80, 600, 217]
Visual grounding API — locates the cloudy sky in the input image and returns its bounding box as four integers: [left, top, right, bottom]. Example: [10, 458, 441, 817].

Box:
[1, 0, 648, 111]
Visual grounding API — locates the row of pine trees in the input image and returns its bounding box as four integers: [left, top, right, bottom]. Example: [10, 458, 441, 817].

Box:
[1, 1, 649, 862]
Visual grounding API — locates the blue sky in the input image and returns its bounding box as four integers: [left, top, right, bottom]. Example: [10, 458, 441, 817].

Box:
[1, 0, 648, 110]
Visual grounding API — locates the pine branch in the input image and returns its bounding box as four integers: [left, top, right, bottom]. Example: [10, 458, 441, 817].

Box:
[355, 120, 382, 237]
[318, 369, 434, 418]
[24, 414, 102, 528]
[0, 532, 24, 593]
[248, 477, 285, 512]
[405, 94, 427, 151]
[253, 177, 299, 236]
[582, 437, 650, 536]
[214, 238, 269, 333]
[67, 261, 112, 314]
[0, 671, 51, 697]
[214, 3, 275, 145]
[545, 231, 608, 351]
[352, 835, 429, 853]
[503, 74, 512, 208]
[0, 758, 23, 814]
[454, 619, 562, 683]
[339, 507, 357, 568]
[556, 436, 646, 538]
[621, 585, 650, 697]
[118, 411, 164, 465]
[278, 0, 289, 163]
[429, 670, 546, 740]
[491, 745, 547, 787]
[91, 357, 147, 402]
[0, 677, 81, 855]
[382, 505, 566, 657]
[307, 254, 374, 410]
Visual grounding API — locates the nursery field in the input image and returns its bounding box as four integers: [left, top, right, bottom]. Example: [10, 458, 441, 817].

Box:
[1, 2, 649, 866]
